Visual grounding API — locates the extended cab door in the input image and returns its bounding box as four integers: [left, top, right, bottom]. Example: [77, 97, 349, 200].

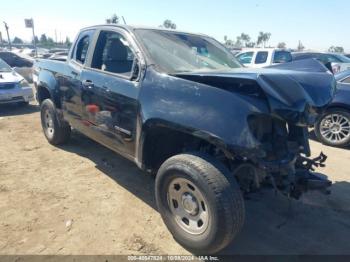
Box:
[79, 28, 142, 158]
[60, 29, 95, 129]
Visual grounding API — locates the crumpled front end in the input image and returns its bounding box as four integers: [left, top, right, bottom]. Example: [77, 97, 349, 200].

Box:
[174, 59, 336, 199]
[236, 60, 335, 198]
[245, 113, 331, 199]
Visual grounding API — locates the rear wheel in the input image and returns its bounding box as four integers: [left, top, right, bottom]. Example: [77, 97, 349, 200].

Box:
[315, 108, 350, 147]
[155, 153, 245, 254]
[40, 99, 71, 145]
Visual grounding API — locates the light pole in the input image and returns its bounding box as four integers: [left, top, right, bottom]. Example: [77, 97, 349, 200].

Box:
[3, 21, 11, 50]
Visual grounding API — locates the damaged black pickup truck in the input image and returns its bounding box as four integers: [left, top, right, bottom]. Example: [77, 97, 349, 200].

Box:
[33, 25, 335, 254]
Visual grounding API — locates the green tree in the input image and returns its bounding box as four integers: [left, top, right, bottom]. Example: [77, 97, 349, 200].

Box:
[106, 13, 119, 24]
[277, 42, 286, 49]
[13, 37, 23, 44]
[163, 19, 176, 29]
[235, 36, 243, 48]
[328, 46, 344, 53]
[246, 42, 255, 48]
[40, 34, 48, 44]
[64, 37, 72, 47]
[257, 32, 271, 47]
[240, 33, 251, 47]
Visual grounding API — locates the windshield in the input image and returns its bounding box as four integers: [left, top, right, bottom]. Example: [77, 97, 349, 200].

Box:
[0, 58, 12, 72]
[135, 29, 241, 73]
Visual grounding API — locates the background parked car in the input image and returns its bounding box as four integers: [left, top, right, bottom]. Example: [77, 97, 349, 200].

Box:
[0, 58, 34, 105]
[314, 70, 350, 147]
[0, 51, 34, 83]
[49, 51, 68, 61]
[292, 52, 350, 73]
[235, 48, 292, 68]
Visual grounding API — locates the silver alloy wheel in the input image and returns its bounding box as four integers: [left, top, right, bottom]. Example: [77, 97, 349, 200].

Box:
[167, 177, 210, 235]
[44, 109, 55, 139]
[320, 113, 350, 144]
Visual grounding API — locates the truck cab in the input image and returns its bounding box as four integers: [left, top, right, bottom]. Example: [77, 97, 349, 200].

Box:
[236, 48, 292, 68]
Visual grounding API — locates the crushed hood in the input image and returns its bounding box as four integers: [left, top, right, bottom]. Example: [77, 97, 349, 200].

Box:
[173, 59, 336, 126]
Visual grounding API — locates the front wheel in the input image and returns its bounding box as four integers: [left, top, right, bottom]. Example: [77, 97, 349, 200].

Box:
[155, 153, 245, 254]
[315, 108, 350, 147]
[40, 99, 71, 145]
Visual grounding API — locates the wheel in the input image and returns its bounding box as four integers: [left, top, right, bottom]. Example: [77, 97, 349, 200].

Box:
[155, 153, 245, 254]
[40, 99, 71, 145]
[315, 108, 350, 147]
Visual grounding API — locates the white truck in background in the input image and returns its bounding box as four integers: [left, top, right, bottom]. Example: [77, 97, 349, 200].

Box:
[236, 48, 292, 68]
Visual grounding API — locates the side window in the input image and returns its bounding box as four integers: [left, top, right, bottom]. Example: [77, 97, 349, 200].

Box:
[76, 36, 89, 64]
[91, 30, 135, 77]
[273, 51, 292, 63]
[237, 52, 253, 64]
[342, 77, 350, 84]
[71, 30, 95, 64]
[255, 51, 268, 64]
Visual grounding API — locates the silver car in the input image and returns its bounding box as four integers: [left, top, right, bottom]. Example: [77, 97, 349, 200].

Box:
[0, 58, 34, 105]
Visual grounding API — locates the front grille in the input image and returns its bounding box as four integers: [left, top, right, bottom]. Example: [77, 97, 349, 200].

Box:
[0, 83, 16, 90]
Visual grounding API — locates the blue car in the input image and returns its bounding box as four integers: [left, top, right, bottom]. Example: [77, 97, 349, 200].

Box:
[315, 70, 350, 147]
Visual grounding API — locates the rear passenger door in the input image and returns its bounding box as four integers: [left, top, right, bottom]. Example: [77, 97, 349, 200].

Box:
[60, 29, 95, 129]
[80, 28, 142, 158]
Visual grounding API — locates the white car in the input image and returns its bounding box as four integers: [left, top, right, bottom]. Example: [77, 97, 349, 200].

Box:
[236, 48, 292, 68]
[0, 58, 34, 105]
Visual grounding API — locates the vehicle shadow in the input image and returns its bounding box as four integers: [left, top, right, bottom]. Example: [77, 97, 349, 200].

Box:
[0, 103, 39, 117]
[58, 131, 157, 210]
[59, 131, 350, 255]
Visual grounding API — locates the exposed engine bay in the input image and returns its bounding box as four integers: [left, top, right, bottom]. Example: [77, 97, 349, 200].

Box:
[174, 59, 335, 199]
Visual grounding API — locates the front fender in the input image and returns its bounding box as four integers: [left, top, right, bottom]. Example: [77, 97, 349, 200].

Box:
[138, 68, 269, 159]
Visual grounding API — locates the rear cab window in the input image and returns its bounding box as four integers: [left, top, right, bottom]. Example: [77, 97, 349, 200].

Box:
[273, 51, 292, 63]
[255, 51, 268, 64]
[71, 29, 95, 65]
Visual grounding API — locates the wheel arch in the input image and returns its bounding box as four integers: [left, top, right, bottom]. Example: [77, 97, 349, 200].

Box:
[36, 70, 61, 108]
[138, 119, 234, 173]
[326, 103, 350, 113]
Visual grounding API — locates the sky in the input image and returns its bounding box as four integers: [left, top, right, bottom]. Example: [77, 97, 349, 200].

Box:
[0, 0, 349, 52]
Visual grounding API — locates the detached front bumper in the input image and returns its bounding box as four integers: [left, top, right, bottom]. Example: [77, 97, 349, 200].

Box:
[0, 86, 34, 104]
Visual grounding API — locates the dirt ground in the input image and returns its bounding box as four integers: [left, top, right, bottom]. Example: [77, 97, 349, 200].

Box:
[0, 101, 350, 255]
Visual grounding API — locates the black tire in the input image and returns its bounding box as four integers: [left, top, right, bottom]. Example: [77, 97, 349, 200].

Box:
[155, 153, 245, 254]
[40, 99, 71, 145]
[315, 108, 350, 147]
